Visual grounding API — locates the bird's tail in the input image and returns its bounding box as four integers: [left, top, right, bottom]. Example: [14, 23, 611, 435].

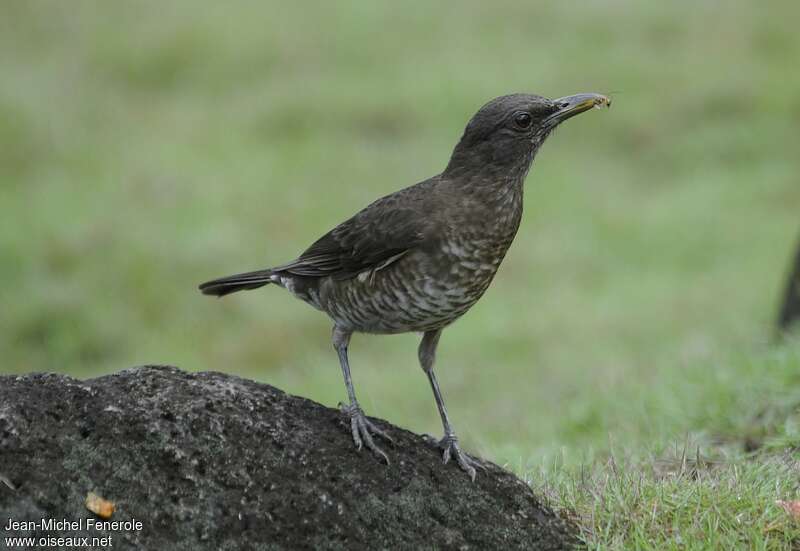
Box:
[198, 269, 274, 297]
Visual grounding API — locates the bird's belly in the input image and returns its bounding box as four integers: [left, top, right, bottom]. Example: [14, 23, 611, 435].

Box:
[318, 249, 501, 334]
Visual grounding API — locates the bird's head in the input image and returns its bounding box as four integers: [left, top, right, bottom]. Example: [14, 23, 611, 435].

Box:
[444, 92, 610, 181]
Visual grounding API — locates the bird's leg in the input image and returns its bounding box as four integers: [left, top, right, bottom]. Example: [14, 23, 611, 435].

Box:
[419, 329, 485, 481]
[333, 325, 393, 463]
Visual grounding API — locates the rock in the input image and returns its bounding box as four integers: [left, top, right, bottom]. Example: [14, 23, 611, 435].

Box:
[779, 236, 800, 332]
[0, 366, 578, 550]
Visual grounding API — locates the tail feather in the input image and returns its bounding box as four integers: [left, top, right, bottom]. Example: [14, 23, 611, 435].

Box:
[199, 269, 274, 297]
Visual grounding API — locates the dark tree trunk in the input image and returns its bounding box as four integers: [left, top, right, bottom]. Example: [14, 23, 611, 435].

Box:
[778, 236, 800, 331]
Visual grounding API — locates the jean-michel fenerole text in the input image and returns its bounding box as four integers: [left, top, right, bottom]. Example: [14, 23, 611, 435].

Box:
[4, 517, 143, 532]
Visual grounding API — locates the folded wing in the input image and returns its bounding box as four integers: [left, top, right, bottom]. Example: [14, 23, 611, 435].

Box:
[275, 185, 436, 281]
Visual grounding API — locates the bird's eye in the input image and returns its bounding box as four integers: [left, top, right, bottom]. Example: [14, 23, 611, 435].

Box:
[513, 112, 532, 129]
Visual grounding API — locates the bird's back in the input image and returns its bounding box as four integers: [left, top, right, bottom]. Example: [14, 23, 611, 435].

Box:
[276, 175, 525, 334]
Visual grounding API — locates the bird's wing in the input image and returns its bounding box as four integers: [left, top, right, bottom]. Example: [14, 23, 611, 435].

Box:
[274, 185, 435, 280]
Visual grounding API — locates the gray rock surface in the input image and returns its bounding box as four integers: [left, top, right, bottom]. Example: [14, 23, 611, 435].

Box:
[0, 366, 578, 550]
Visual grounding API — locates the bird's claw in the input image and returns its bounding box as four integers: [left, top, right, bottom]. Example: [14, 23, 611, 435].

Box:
[426, 433, 486, 481]
[339, 402, 393, 464]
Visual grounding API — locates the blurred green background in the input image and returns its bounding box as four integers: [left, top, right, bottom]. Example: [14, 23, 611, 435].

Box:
[2, 0, 799, 486]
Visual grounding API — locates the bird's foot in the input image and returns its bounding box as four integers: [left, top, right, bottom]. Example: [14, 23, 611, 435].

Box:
[425, 433, 486, 481]
[339, 403, 393, 464]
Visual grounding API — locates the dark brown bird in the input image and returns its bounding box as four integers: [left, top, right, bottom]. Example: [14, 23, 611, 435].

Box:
[200, 92, 610, 479]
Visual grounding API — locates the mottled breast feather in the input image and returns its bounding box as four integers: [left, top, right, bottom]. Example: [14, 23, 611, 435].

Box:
[269, 173, 525, 334]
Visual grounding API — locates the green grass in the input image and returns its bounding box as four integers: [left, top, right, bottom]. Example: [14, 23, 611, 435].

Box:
[541, 452, 800, 549]
[2, 1, 800, 548]
[529, 340, 800, 549]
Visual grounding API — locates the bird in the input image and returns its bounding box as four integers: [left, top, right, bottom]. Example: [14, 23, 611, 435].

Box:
[199, 92, 610, 479]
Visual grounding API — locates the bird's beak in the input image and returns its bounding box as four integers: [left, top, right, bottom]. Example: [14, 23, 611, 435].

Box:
[544, 93, 611, 126]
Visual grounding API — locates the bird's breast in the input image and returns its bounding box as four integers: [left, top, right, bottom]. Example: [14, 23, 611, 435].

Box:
[440, 191, 523, 280]
[436, 228, 515, 295]
[313, 192, 524, 334]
